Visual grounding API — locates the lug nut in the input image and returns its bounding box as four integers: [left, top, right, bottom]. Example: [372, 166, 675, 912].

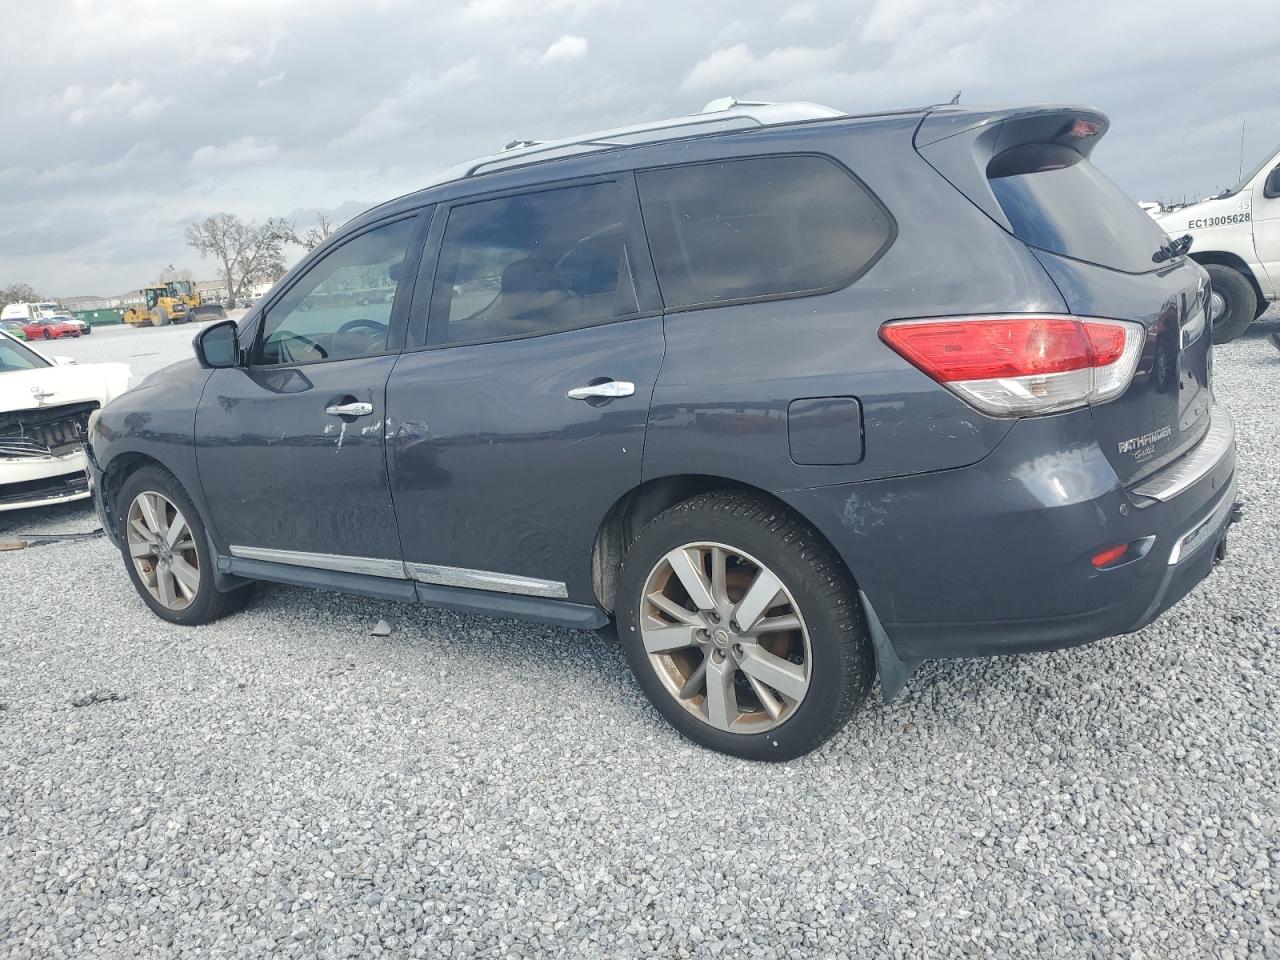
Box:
[732, 643, 744, 659]
[712, 649, 726, 663]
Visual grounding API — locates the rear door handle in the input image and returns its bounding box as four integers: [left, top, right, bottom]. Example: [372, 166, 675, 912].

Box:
[325, 401, 374, 417]
[566, 380, 635, 401]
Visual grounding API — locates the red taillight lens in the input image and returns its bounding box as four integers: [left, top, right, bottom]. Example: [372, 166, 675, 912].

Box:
[880, 315, 1144, 417]
[880, 317, 1093, 381]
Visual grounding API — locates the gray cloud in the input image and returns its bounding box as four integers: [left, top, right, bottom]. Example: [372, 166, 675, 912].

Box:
[2, 0, 1277, 295]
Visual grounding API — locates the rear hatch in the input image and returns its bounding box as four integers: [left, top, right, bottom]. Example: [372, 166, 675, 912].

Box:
[915, 106, 1212, 485]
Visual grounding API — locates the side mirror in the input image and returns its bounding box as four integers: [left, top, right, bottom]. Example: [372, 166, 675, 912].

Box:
[194, 319, 240, 369]
[1265, 166, 1280, 200]
[53, 356, 77, 366]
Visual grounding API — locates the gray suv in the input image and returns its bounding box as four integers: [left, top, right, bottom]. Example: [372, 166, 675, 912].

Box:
[87, 100, 1237, 760]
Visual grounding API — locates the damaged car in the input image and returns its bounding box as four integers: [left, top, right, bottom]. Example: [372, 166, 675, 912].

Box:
[88, 100, 1237, 760]
[1, 330, 128, 512]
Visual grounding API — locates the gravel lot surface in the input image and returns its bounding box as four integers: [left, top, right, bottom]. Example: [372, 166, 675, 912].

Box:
[2, 314, 1277, 958]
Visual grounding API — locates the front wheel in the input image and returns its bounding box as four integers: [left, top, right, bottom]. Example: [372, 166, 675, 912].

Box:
[116, 465, 250, 625]
[1205, 264, 1257, 344]
[616, 492, 873, 761]
[42, 329, 52, 339]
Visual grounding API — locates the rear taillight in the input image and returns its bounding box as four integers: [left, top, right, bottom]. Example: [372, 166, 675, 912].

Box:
[880, 314, 1144, 417]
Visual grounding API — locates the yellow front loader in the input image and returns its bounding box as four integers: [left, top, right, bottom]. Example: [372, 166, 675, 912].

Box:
[122, 285, 191, 327]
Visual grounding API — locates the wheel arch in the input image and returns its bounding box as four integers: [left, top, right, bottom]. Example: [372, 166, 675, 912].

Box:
[100, 448, 247, 592]
[590, 473, 864, 616]
[1190, 251, 1268, 313]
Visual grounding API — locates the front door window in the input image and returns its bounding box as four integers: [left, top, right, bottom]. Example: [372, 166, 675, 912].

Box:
[257, 218, 417, 365]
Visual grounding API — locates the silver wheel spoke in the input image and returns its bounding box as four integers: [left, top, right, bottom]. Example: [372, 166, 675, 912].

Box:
[709, 546, 728, 606]
[128, 538, 155, 558]
[155, 568, 176, 607]
[641, 623, 702, 655]
[740, 647, 807, 702]
[678, 657, 707, 700]
[128, 518, 154, 542]
[704, 656, 738, 731]
[666, 546, 716, 611]
[170, 557, 200, 596]
[754, 613, 802, 634]
[746, 674, 784, 722]
[645, 591, 700, 625]
[137, 494, 165, 536]
[165, 513, 189, 549]
[734, 568, 782, 631]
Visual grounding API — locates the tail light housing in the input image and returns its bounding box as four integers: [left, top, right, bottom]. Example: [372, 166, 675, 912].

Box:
[880, 314, 1144, 416]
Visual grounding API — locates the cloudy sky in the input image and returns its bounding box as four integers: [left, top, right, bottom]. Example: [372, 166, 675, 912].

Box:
[4, 0, 1279, 296]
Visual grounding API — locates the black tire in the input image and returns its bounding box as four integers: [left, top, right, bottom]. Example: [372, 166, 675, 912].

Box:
[615, 491, 873, 761]
[115, 465, 251, 625]
[1206, 264, 1257, 344]
[42, 330, 52, 339]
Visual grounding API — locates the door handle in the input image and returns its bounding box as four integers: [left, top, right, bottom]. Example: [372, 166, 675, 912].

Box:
[566, 380, 635, 401]
[325, 401, 374, 417]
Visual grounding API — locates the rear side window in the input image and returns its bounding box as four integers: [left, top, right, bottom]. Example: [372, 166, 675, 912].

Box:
[987, 144, 1170, 274]
[636, 155, 893, 310]
[429, 181, 640, 345]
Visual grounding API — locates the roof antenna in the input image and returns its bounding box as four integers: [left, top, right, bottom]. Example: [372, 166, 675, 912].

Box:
[948, 90, 961, 105]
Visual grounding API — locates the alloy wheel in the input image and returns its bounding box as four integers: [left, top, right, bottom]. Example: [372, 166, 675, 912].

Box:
[126, 491, 200, 610]
[640, 541, 812, 734]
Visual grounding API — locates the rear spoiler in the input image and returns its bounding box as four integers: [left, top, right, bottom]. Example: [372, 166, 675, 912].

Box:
[913, 104, 1110, 230]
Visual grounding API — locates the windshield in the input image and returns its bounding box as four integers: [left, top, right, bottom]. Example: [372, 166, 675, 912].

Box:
[0, 334, 52, 371]
[145, 289, 160, 308]
[1221, 142, 1280, 198]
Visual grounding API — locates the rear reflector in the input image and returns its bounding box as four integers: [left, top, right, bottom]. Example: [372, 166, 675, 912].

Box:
[880, 315, 1144, 417]
[1091, 544, 1129, 568]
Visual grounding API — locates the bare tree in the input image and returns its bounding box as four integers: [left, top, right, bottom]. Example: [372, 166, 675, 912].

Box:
[0, 282, 44, 310]
[292, 211, 336, 252]
[184, 214, 293, 303]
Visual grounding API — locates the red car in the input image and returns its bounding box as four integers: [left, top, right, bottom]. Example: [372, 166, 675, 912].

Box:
[22, 318, 80, 340]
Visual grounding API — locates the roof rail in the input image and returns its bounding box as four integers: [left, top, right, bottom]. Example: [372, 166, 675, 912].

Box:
[426, 98, 846, 187]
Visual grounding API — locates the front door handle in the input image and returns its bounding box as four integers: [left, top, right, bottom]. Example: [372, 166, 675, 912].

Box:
[325, 401, 374, 417]
[566, 380, 635, 401]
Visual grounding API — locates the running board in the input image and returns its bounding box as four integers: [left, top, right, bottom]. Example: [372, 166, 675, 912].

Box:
[220, 555, 608, 630]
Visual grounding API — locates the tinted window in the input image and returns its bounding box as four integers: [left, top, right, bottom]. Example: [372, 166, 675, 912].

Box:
[429, 181, 639, 344]
[257, 217, 416, 365]
[987, 144, 1170, 274]
[636, 155, 893, 310]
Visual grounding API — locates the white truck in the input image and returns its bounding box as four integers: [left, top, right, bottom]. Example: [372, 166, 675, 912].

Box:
[1156, 144, 1280, 341]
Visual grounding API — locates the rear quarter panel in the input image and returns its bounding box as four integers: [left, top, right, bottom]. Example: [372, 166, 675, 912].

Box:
[641, 118, 1068, 491]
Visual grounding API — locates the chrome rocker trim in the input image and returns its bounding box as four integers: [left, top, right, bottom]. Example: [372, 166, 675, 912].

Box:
[227, 545, 569, 599]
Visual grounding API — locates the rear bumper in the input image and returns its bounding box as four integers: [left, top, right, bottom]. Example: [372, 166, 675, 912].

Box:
[784, 404, 1237, 660]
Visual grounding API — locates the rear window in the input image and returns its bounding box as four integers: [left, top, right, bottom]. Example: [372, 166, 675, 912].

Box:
[636, 155, 893, 310]
[987, 144, 1170, 274]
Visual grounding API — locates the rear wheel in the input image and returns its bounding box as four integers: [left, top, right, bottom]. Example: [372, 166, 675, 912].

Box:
[616, 492, 873, 761]
[117, 465, 250, 625]
[42, 329, 52, 339]
[1206, 264, 1256, 343]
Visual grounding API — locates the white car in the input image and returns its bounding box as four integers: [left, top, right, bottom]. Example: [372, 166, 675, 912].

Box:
[0, 331, 128, 512]
[1156, 143, 1280, 342]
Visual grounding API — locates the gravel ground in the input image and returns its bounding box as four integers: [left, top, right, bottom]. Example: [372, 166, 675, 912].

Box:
[1, 314, 1277, 958]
